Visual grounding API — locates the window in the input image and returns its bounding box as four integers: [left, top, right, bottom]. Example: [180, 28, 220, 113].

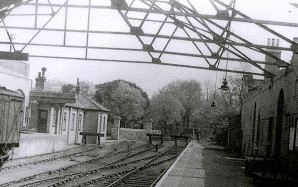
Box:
[78, 114, 82, 131]
[24, 107, 31, 129]
[259, 119, 268, 146]
[289, 118, 298, 153]
[103, 116, 106, 132]
[294, 119, 298, 152]
[63, 112, 67, 131]
[71, 113, 75, 131]
[99, 116, 102, 132]
[52, 111, 56, 127]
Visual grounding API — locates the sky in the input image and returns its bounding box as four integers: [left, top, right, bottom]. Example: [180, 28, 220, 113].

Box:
[1, 0, 298, 97]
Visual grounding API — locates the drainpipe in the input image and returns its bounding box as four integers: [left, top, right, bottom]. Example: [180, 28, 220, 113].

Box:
[54, 106, 59, 134]
[67, 108, 71, 144]
[59, 105, 64, 134]
[76, 108, 80, 144]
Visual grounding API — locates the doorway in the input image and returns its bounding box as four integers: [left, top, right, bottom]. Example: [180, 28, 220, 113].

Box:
[267, 116, 274, 157]
[275, 90, 284, 158]
[38, 110, 48, 133]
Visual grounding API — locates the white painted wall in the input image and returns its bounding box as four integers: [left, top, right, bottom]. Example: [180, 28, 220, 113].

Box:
[63, 107, 84, 144]
[12, 133, 70, 159]
[76, 110, 84, 144]
[0, 63, 32, 129]
[68, 108, 76, 144]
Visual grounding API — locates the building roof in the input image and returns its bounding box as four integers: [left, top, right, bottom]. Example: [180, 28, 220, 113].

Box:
[30, 91, 76, 104]
[0, 86, 24, 98]
[66, 94, 110, 112]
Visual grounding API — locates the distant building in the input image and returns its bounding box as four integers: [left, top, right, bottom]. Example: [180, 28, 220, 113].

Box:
[29, 68, 110, 144]
[64, 81, 110, 144]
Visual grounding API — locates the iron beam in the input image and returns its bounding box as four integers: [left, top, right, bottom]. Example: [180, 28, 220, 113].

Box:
[0, 25, 292, 52]
[29, 55, 265, 76]
[18, 2, 298, 28]
[0, 40, 280, 65]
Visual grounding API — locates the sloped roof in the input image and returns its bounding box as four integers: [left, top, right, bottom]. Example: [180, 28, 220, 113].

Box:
[30, 90, 76, 104]
[66, 94, 110, 112]
[0, 86, 24, 98]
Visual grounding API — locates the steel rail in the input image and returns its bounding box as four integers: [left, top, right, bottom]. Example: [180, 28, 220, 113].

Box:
[46, 148, 158, 187]
[106, 146, 185, 187]
[20, 146, 156, 187]
[0, 141, 139, 187]
[1, 145, 90, 171]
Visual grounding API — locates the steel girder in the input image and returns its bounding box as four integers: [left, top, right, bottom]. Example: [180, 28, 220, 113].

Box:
[0, 0, 297, 76]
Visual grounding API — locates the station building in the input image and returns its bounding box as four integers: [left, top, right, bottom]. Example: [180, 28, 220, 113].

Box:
[241, 38, 298, 158]
[29, 68, 110, 145]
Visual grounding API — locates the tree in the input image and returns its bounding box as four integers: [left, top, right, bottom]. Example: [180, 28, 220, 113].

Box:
[165, 80, 203, 128]
[44, 79, 67, 92]
[150, 79, 203, 135]
[94, 80, 149, 128]
[193, 74, 242, 143]
[150, 91, 185, 135]
[61, 84, 75, 93]
[61, 81, 95, 96]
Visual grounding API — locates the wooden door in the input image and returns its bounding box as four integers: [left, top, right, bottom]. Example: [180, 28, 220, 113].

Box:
[38, 110, 48, 133]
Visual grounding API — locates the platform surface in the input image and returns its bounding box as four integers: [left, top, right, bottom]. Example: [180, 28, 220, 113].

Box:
[155, 140, 254, 187]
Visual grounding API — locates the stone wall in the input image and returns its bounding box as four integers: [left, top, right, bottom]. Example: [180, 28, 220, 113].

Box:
[111, 116, 121, 140]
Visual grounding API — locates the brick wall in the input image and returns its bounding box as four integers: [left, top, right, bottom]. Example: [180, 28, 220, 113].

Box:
[241, 67, 298, 158]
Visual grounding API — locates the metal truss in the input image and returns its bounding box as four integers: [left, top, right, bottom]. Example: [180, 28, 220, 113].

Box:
[0, 0, 298, 77]
[290, 3, 298, 9]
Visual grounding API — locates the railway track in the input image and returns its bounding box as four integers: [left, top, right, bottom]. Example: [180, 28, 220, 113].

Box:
[0, 141, 124, 184]
[106, 146, 184, 187]
[1, 141, 132, 172]
[0, 139, 187, 187]
[42, 150, 159, 187]
[1, 145, 96, 171]
[73, 146, 185, 187]
[0, 141, 152, 187]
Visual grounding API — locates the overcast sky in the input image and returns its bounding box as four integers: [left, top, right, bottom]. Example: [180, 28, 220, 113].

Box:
[2, 0, 298, 97]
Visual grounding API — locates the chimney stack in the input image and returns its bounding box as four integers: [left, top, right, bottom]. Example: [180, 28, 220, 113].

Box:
[264, 38, 281, 77]
[35, 67, 47, 91]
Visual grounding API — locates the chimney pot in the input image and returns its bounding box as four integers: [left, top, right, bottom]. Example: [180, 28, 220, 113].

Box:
[75, 78, 81, 95]
[41, 67, 47, 77]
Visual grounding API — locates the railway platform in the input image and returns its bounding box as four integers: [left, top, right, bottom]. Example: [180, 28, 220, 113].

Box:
[156, 140, 254, 187]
